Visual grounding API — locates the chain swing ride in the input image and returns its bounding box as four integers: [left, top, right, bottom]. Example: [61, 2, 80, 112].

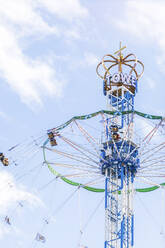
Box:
[1, 43, 165, 247]
[43, 43, 165, 248]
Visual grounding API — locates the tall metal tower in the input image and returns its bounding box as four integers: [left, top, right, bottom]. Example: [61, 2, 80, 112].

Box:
[96, 43, 144, 248]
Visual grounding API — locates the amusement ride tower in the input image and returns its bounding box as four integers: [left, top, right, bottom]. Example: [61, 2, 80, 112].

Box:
[43, 44, 165, 248]
[4, 42, 165, 248]
[96, 43, 144, 248]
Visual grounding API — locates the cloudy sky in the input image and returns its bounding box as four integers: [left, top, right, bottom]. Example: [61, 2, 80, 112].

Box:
[0, 0, 165, 247]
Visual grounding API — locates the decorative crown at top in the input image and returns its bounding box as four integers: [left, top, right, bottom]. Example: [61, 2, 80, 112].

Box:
[96, 43, 144, 94]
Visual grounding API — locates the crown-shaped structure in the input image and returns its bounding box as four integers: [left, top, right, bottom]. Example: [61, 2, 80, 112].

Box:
[96, 42, 144, 96]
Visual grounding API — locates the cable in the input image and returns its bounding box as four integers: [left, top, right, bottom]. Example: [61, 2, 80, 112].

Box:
[78, 195, 104, 248]
[29, 186, 79, 248]
[136, 193, 160, 229]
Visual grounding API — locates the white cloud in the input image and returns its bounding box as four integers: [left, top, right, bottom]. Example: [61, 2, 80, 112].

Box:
[115, 1, 162, 38]
[145, 76, 156, 90]
[0, 26, 64, 107]
[0, 111, 9, 120]
[38, 0, 88, 21]
[84, 52, 99, 66]
[0, 170, 43, 238]
[0, 0, 58, 36]
[69, 52, 99, 70]
[0, 0, 88, 108]
[115, 1, 165, 52]
[65, 29, 81, 40]
[0, 171, 42, 213]
[113, 1, 165, 73]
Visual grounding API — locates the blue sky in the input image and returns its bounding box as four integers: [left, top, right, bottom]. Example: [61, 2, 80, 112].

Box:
[0, 0, 165, 247]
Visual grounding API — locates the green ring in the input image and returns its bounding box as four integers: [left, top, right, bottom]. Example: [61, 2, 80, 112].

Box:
[44, 110, 165, 193]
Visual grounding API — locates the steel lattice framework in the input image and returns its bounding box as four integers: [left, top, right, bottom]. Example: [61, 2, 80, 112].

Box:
[97, 43, 144, 248]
